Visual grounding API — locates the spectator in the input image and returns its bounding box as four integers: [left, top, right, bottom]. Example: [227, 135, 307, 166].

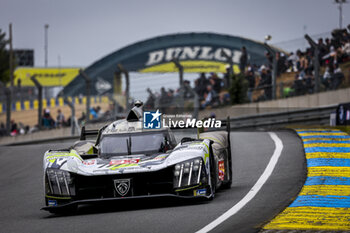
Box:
[259, 66, 272, 100]
[78, 112, 86, 125]
[292, 74, 305, 96]
[304, 74, 314, 94]
[223, 65, 231, 88]
[276, 52, 287, 76]
[331, 63, 345, 90]
[287, 52, 297, 72]
[56, 109, 65, 128]
[209, 73, 223, 94]
[195, 73, 210, 98]
[318, 38, 328, 64]
[145, 88, 156, 109]
[10, 120, 18, 136]
[239, 46, 248, 73]
[167, 89, 174, 103]
[183, 80, 194, 99]
[265, 52, 273, 69]
[325, 38, 332, 52]
[95, 106, 103, 118]
[42, 109, 55, 129]
[343, 38, 350, 56]
[245, 69, 255, 102]
[201, 85, 218, 109]
[90, 107, 98, 119]
[296, 50, 308, 75]
[305, 49, 314, 75]
[322, 65, 332, 90]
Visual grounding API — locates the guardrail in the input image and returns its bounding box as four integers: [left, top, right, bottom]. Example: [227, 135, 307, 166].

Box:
[228, 104, 337, 130]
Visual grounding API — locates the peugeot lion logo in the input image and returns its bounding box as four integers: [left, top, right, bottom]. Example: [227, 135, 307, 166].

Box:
[114, 179, 131, 196]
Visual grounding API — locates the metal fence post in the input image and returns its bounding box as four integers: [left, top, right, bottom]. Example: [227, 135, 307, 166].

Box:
[305, 34, 320, 93]
[263, 43, 277, 100]
[117, 64, 130, 111]
[171, 58, 184, 89]
[30, 75, 42, 129]
[80, 69, 91, 121]
[0, 81, 11, 134]
[64, 97, 75, 136]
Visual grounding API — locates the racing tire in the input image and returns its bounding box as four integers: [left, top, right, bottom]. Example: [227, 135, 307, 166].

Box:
[222, 116, 233, 189]
[222, 149, 232, 189]
[208, 172, 216, 201]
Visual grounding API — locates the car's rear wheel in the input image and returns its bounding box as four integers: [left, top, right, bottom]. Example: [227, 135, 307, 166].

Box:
[222, 148, 232, 189]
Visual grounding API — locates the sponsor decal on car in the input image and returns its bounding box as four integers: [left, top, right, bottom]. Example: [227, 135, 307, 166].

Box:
[48, 158, 67, 169]
[82, 159, 96, 166]
[218, 160, 225, 181]
[45, 151, 83, 162]
[48, 200, 57, 206]
[114, 179, 131, 196]
[194, 189, 207, 196]
[154, 155, 168, 160]
[109, 159, 140, 166]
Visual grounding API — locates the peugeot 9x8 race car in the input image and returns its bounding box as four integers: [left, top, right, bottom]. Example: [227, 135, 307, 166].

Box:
[42, 105, 232, 213]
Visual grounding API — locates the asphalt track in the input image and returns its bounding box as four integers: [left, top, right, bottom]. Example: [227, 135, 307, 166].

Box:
[0, 130, 306, 233]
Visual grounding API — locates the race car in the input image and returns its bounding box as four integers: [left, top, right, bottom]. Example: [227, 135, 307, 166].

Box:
[42, 105, 232, 213]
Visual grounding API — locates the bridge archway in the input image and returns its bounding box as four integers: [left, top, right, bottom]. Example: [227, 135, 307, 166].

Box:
[63, 32, 281, 96]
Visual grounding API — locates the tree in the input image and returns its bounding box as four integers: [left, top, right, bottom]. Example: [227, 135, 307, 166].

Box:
[0, 29, 10, 84]
[228, 73, 248, 105]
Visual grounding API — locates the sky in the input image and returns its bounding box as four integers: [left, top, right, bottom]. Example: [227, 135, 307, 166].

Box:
[1, 0, 349, 68]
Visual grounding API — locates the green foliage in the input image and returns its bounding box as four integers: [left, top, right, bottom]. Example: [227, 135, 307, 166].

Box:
[228, 73, 248, 105]
[0, 29, 10, 84]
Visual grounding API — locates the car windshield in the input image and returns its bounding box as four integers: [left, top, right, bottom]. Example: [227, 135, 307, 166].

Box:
[100, 132, 166, 157]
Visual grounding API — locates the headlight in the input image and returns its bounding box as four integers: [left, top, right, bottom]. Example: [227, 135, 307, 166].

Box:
[45, 168, 75, 196]
[173, 158, 205, 189]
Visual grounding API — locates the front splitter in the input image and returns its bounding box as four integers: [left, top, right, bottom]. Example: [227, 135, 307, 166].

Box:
[42, 193, 212, 211]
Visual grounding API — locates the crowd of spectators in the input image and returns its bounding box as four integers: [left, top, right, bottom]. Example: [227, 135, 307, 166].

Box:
[194, 72, 230, 109]
[146, 27, 350, 110]
[244, 26, 350, 101]
[0, 120, 32, 137]
[144, 71, 231, 110]
[144, 83, 194, 111]
[0, 105, 108, 137]
[285, 28, 349, 95]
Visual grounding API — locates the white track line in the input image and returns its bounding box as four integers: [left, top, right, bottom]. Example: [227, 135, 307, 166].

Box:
[196, 132, 284, 233]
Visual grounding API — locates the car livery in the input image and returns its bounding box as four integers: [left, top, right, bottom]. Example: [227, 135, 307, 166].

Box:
[42, 105, 232, 213]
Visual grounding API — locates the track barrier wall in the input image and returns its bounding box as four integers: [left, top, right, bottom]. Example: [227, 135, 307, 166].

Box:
[0, 96, 109, 113]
